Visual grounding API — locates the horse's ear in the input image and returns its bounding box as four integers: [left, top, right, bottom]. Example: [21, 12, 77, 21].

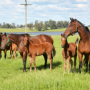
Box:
[70, 18, 75, 22]
[61, 33, 63, 36]
[4, 33, 7, 36]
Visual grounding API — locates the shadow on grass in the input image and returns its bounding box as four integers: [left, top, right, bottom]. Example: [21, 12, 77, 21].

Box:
[72, 67, 89, 74]
[19, 61, 62, 71]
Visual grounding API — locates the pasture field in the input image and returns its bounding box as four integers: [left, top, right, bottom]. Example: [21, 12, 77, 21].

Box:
[0, 28, 66, 32]
[0, 35, 90, 90]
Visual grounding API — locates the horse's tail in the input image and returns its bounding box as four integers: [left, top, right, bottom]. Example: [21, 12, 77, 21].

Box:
[53, 46, 56, 57]
[75, 37, 79, 45]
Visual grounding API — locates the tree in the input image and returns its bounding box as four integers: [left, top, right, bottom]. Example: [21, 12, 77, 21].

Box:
[43, 21, 48, 30]
[5, 23, 10, 28]
[27, 23, 33, 30]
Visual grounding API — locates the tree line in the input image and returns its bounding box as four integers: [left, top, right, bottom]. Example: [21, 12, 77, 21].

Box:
[0, 20, 69, 31]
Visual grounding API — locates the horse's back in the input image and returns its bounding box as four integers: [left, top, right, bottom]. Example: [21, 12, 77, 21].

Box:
[29, 34, 53, 44]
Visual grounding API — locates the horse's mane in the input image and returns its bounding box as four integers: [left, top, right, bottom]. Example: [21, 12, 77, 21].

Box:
[74, 19, 90, 32]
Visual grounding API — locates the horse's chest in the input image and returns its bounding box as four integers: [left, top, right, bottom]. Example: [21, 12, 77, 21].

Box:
[62, 49, 75, 58]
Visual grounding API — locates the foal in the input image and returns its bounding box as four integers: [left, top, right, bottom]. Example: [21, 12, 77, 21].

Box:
[61, 34, 79, 73]
[24, 34, 56, 71]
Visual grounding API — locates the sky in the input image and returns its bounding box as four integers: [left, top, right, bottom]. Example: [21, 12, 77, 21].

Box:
[0, 0, 90, 26]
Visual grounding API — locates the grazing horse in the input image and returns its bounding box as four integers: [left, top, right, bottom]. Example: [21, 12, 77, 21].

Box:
[0, 33, 55, 72]
[63, 18, 90, 73]
[23, 34, 56, 71]
[61, 34, 79, 73]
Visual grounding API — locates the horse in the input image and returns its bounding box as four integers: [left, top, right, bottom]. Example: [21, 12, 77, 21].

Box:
[61, 34, 79, 73]
[0, 33, 55, 72]
[0, 33, 2, 58]
[10, 43, 18, 59]
[62, 18, 90, 73]
[0, 33, 10, 59]
[23, 34, 56, 71]
[0, 33, 17, 59]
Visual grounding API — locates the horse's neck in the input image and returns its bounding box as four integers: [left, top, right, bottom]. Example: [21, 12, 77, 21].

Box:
[64, 40, 69, 51]
[78, 23, 89, 42]
[8, 34, 20, 46]
[29, 40, 34, 47]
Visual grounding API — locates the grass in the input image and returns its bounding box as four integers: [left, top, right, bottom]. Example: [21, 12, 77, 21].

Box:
[0, 35, 90, 90]
[0, 28, 66, 33]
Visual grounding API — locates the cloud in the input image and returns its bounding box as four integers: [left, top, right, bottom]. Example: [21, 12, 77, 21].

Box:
[76, 0, 88, 2]
[0, 0, 14, 5]
[75, 4, 88, 8]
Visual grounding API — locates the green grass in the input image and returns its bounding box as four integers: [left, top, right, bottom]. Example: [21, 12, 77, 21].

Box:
[0, 28, 66, 33]
[0, 35, 90, 90]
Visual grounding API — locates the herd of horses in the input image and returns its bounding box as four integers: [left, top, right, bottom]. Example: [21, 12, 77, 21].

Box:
[0, 18, 90, 74]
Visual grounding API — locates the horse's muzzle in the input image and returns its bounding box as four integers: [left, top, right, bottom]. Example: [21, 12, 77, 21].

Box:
[61, 45, 64, 48]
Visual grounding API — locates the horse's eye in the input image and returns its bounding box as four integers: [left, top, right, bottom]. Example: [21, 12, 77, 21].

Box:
[70, 25, 73, 27]
[3, 39, 4, 41]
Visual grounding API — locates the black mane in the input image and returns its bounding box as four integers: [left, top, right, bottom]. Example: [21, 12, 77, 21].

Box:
[75, 19, 90, 32]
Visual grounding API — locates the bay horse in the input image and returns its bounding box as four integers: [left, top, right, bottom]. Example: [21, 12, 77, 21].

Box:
[23, 34, 56, 71]
[0, 33, 55, 72]
[0, 33, 2, 58]
[0, 33, 17, 59]
[0, 33, 10, 59]
[61, 33, 79, 73]
[63, 18, 90, 73]
[10, 43, 18, 59]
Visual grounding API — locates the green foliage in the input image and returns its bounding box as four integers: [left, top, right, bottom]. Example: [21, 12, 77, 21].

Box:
[0, 35, 90, 90]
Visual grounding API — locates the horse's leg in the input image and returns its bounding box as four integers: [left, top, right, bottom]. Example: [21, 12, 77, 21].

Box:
[85, 55, 88, 72]
[67, 56, 70, 74]
[74, 55, 77, 71]
[32, 55, 36, 71]
[43, 53, 47, 69]
[4, 49, 6, 59]
[14, 50, 16, 59]
[0, 49, 2, 59]
[78, 51, 83, 74]
[29, 56, 32, 72]
[70, 59, 73, 72]
[63, 57, 66, 74]
[48, 54, 52, 70]
[11, 51, 13, 59]
[89, 55, 90, 74]
[22, 52, 27, 72]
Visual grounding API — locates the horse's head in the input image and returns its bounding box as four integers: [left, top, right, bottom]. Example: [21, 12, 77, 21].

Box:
[23, 34, 29, 47]
[0, 33, 2, 46]
[1, 33, 10, 49]
[63, 18, 78, 38]
[61, 33, 67, 48]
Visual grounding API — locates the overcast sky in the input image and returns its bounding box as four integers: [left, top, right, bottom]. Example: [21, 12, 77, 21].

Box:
[0, 0, 90, 26]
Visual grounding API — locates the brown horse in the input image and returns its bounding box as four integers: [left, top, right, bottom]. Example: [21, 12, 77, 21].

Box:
[0, 33, 55, 72]
[10, 43, 18, 59]
[0, 33, 2, 58]
[23, 34, 56, 71]
[0, 33, 17, 59]
[63, 18, 90, 73]
[61, 34, 79, 73]
[0, 33, 11, 59]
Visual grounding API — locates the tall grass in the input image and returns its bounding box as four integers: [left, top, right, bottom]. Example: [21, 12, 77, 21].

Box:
[0, 35, 90, 90]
